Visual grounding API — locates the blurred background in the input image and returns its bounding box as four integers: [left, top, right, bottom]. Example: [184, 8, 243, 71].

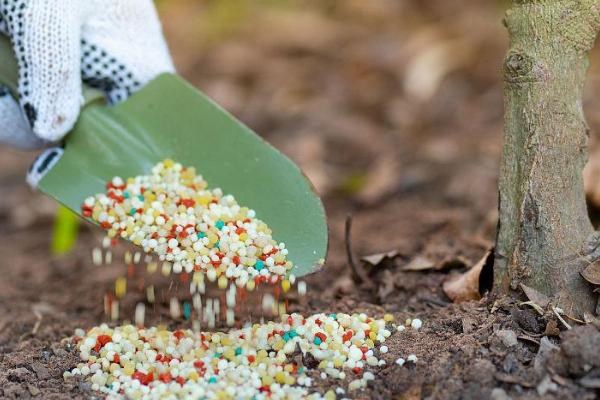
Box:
[2, 0, 600, 316]
[159, 0, 508, 266]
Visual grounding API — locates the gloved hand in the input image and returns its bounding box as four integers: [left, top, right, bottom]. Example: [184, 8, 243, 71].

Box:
[0, 0, 174, 151]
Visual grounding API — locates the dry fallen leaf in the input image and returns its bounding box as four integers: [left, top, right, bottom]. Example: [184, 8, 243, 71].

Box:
[581, 262, 600, 285]
[361, 250, 399, 266]
[443, 249, 492, 302]
[520, 283, 551, 309]
[543, 320, 560, 337]
[401, 256, 435, 271]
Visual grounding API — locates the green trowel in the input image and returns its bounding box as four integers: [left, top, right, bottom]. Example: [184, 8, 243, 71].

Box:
[0, 37, 327, 277]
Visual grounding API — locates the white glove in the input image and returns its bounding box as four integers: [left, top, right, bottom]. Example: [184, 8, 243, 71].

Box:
[0, 0, 174, 150]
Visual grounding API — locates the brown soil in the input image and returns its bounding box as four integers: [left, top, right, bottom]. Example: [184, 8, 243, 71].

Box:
[2, 1, 600, 399]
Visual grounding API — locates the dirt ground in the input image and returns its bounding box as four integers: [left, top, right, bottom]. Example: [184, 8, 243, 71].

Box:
[2, 1, 600, 399]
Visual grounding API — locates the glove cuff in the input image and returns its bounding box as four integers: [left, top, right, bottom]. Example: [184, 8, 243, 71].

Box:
[26, 147, 64, 189]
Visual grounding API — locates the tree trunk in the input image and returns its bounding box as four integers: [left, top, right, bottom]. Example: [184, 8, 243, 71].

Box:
[495, 0, 600, 316]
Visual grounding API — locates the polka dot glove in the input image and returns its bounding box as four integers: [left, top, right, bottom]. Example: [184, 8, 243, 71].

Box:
[0, 0, 174, 151]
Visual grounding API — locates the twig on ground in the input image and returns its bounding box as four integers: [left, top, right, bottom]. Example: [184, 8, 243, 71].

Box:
[553, 307, 572, 330]
[519, 300, 545, 315]
[563, 313, 586, 325]
[345, 215, 374, 287]
[517, 335, 541, 346]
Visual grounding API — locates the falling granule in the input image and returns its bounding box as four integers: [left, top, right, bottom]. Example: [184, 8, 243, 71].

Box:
[226, 309, 235, 326]
[146, 285, 155, 303]
[225, 286, 236, 308]
[146, 261, 157, 274]
[205, 299, 214, 329]
[262, 293, 275, 312]
[104, 250, 112, 264]
[196, 276, 206, 294]
[161, 261, 171, 276]
[110, 300, 119, 321]
[183, 301, 192, 320]
[134, 303, 145, 327]
[214, 299, 220, 320]
[69, 313, 396, 399]
[114, 277, 126, 299]
[92, 247, 103, 266]
[192, 320, 201, 332]
[170, 297, 181, 319]
[205, 299, 213, 315]
[298, 281, 307, 296]
[124, 251, 132, 264]
[192, 293, 202, 311]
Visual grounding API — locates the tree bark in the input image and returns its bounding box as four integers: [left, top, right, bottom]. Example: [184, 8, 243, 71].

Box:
[495, 0, 600, 316]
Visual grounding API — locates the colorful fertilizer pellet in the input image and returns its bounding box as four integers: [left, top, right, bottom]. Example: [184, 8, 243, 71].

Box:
[411, 318, 422, 330]
[82, 160, 297, 288]
[68, 313, 398, 399]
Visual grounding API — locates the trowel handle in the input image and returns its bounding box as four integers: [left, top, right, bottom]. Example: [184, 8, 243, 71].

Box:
[0, 35, 104, 107]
